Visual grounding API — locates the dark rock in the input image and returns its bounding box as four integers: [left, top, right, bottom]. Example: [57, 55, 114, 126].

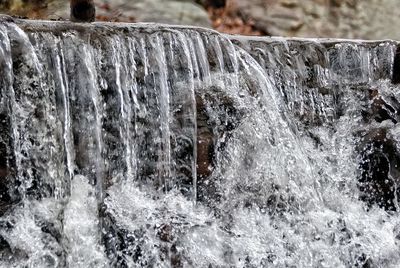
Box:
[197, 0, 226, 8]
[0, 234, 11, 257]
[357, 128, 400, 211]
[195, 87, 247, 205]
[157, 223, 174, 242]
[196, 94, 214, 180]
[70, 0, 96, 23]
[367, 89, 400, 124]
[0, 14, 15, 22]
[392, 45, 400, 84]
[355, 253, 375, 268]
[170, 244, 183, 268]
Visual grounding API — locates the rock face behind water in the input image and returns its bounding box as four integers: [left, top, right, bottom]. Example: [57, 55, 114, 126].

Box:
[1, 17, 400, 267]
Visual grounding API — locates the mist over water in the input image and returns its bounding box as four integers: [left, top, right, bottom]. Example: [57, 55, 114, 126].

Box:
[0, 20, 399, 267]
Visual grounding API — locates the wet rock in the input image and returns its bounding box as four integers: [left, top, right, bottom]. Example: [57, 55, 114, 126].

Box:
[157, 223, 174, 242]
[362, 89, 400, 124]
[0, 235, 28, 265]
[357, 128, 400, 211]
[102, 210, 145, 267]
[195, 87, 246, 204]
[170, 244, 183, 268]
[392, 45, 400, 85]
[0, 47, 15, 216]
[195, 93, 217, 204]
[0, 234, 11, 258]
[357, 87, 400, 210]
[196, 94, 214, 180]
[354, 253, 374, 268]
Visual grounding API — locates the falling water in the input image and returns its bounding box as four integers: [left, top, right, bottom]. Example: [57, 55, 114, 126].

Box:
[0, 19, 399, 267]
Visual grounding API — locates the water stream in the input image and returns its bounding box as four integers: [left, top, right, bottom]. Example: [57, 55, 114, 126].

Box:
[0, 20, 399, 267]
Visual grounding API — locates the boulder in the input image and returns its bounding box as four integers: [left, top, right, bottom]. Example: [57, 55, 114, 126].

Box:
[115, 0, 211, 28]
[236, 0, 400, 40]
[357, 128, 400, 211]
[0, 0, 212, 27]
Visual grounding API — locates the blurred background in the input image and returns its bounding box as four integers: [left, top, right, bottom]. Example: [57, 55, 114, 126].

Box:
[0, 0, 399, 40]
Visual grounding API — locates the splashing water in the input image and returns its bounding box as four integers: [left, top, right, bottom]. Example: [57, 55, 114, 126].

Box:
[0, 19, 399, 267]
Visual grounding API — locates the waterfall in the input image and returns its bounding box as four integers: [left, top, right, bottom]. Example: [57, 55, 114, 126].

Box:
[0, 18, 399, 267]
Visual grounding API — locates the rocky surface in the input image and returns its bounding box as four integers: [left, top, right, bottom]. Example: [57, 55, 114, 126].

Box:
[0, 0, 212, 27]
[235, 0, 400, 40]
[2, 0, 400, 40]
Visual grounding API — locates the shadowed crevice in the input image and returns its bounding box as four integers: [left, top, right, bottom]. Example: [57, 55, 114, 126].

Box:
[392, 45, 400, 84]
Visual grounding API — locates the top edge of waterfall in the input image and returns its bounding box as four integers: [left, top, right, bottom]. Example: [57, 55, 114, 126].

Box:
[229, 34, 399, 46]
[0, 15, 399, 46]
[0, 15, 222, 35]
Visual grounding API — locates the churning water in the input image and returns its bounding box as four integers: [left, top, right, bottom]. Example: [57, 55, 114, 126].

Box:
[0, 19, 399, 267]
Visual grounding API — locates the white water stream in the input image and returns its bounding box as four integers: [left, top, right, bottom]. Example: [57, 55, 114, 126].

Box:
[0, 20, 399, 267]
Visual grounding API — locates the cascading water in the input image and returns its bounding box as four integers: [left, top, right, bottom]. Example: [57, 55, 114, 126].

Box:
[0, 18, 399, 267]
